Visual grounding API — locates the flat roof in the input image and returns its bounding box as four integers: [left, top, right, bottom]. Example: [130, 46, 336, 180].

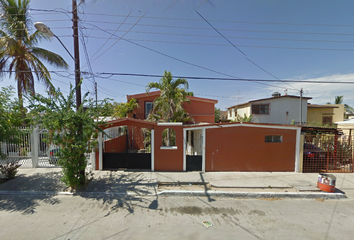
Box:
[227, 95, 312, 109]
[307, 104, 339, 108]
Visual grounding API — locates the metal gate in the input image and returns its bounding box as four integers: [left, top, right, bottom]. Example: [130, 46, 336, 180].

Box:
[186, 155, 202, 171]
[1, 127, 91, 168]
[103, 126, 151, 170]
[303, 134, 353, 173]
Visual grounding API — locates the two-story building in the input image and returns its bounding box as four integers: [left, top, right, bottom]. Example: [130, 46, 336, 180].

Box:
[227, 92, 312, 125]
[127, 91, 218, 123]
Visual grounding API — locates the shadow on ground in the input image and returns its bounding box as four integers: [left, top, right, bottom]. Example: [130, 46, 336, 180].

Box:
[0, 171, 65, 214]
[78, 171, 160, 216]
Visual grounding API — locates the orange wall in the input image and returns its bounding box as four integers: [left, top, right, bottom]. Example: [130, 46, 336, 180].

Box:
[205, 126, 296, 172]
[104, 135, 127, 153]
[131, 95, 156, 120]
[154, 125, 184, 171]
[130, 93, 216, 123]
[183, 100, 215, 123]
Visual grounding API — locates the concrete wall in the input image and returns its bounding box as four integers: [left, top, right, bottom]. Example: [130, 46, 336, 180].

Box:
[205, 126, 297, 171]
[129, 92, 216, 123]
[154, 124, 184, 171]
[183, 99, 215, 123]
[307, 104, 344, 125]
[251, 98, 307, 125]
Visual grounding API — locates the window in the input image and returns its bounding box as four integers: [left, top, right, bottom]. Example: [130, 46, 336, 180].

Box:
[265, 135, 282, 143]
[322, 116, 333, 125]
[162, 128, 176, 146]
[229, 110, 232, 118]
[252, 104, 270, 114]
[145, 102, 153, 119]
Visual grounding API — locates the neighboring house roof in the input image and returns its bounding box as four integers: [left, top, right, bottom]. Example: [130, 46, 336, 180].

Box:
[307, 104, 339, 108]
[127, 91, 218, 104]
[227, 95, 312, 109]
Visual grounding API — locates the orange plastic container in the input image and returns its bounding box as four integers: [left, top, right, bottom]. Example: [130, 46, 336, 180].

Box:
[317, 174, 336, 193]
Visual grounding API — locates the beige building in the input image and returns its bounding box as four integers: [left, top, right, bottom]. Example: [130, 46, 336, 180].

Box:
[307, 104, 345, 125]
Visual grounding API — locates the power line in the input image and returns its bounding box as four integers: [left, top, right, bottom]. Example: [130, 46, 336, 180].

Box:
[196, 11, 298, 91]
[81, 13, 146, 69]
[81, 22, 354, 36]
[79, 12, 354, 27]
[85, 23, 288, 90]
[66, 30, 354, 44]
[90, 12, 131, 59]
[91, 72, 354, 84]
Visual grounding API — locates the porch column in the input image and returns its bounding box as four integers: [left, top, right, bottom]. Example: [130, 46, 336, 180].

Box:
[99, 132, 103, 170]
[151, 129, 154, 171]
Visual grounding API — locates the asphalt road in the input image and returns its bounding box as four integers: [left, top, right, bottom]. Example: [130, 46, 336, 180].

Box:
[0, 192, 353, 240]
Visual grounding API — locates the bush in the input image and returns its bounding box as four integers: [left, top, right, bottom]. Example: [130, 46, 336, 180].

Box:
[0, 161, 22, 179]
[28, 81, 109, 189]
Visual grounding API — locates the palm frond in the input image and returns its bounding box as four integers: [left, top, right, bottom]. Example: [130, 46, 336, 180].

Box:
[31, 47, 69, 69]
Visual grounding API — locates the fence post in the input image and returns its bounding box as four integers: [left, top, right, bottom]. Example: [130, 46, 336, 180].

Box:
[31, 127, 39, 168]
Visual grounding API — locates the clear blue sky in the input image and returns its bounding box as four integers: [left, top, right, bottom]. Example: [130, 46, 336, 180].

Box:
[2, 0, 354, 110]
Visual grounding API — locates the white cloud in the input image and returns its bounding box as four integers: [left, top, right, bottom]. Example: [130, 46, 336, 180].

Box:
[267, 73, 354, 106]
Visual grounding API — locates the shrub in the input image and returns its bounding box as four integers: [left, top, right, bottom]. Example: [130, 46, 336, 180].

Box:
[28, 81, 109, 189]
[0, 161, 22, 179]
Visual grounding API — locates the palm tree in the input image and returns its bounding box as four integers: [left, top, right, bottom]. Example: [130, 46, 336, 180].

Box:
[327, 96, 354, 114]
[146, 71, 193, 123]
[0, 0, 68, 113]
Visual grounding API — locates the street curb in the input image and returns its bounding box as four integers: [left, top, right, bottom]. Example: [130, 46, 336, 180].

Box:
[0, 190, 347, 199]
[156, 190, 348, 199]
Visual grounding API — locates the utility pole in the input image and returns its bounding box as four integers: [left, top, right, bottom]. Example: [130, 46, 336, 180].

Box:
[300, 88, 303, 125]
[73, 0, 81, 111]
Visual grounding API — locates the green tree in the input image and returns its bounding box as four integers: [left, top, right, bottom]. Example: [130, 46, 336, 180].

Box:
[231, 114, 252, 122]
[112, 98, 139, 118]
[214, 108, 221, 123]
[0, 86, 23, 158]
[146, 71, 193, 123]
[327, 95, 354, 116]
[0, 0, 68, 113]
[28, 82, 108, 189]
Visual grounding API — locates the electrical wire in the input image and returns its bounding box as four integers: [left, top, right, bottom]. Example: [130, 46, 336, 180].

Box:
[80, 22, 354, 36]
[79, 12, 354, 27]
[84, 23, 289, 90]
[81, 13, 146, 69]
[90, 12, 131, 59]
[196, 11, 299, 91]
[66, 30, 354, 44]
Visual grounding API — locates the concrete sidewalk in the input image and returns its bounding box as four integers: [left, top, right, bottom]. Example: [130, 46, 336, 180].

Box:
[0, 168, 352, 199]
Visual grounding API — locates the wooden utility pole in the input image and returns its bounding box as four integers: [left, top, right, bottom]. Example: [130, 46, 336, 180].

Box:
[73, 0, 81, 110]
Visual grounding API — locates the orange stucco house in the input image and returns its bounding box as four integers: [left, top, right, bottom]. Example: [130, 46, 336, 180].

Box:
[127, 91, 218, 123]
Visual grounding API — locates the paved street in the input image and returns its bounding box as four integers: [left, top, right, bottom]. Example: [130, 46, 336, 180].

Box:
[1, 169, 354, 239]
[1, 193, 354, 240]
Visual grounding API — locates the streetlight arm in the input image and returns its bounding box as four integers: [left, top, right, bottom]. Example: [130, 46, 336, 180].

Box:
[34, 22, 75, 61]
[52, 34, 75, 61]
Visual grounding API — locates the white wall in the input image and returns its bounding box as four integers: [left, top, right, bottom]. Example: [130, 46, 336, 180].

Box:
[227, 105, 250, 121]
[251, 97, 308, 125]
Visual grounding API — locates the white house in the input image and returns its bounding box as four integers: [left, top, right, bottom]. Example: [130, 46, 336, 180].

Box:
[227, 92, 312, 125]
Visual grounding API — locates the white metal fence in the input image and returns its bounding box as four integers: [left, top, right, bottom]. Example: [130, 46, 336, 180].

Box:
[0, 127, 93, 168]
